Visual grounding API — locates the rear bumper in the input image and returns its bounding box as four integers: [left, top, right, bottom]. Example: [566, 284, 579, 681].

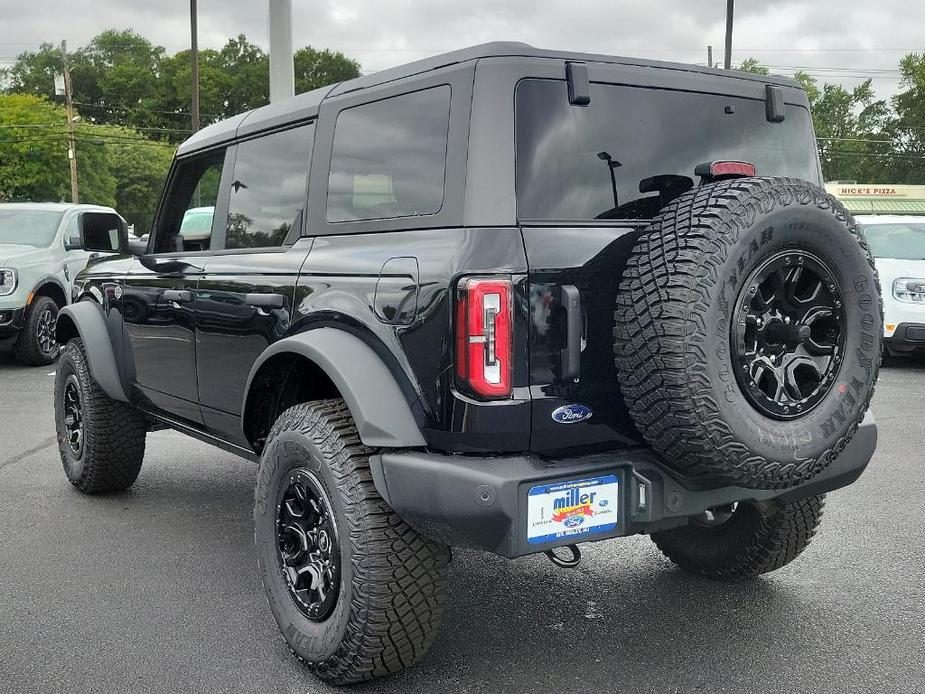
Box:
[371, 414, 878, 558]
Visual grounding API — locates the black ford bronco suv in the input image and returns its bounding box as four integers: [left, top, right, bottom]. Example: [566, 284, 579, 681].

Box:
[53, 43, 881, 685]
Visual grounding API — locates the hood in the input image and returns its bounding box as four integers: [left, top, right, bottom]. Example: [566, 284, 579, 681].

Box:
[874, 257, 925, 286]
[0, 244, 47, 266]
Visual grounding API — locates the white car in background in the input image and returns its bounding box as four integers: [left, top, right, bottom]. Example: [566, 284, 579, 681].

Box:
[0, 202, 124, 365]
[857, 215, 925, 357]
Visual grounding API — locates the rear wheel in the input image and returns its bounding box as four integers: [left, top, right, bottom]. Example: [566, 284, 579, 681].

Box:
[14, 295, 60, 366]
[651, 495, 826, 580]
[254, 399, 451, 685]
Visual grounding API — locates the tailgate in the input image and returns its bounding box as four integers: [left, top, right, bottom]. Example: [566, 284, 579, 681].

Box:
[523, 225, 643, 455]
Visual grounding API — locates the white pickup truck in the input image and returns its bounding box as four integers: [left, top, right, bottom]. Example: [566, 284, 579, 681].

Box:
[857, 214, 925, 357]
[0, 202, 124, 365]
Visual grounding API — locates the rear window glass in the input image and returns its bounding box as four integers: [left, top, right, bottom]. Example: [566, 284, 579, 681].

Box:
[515, 79, 819, 222]
[327, 86, 451, 222]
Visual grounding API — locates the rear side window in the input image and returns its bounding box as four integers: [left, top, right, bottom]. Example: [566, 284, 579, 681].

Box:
[515, 79, 819, 222]
[225, 123, 314, 249]
[327, 86, 451, 222]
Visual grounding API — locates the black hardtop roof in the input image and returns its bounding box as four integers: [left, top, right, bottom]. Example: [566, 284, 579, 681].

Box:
[177, 41, 802, 157]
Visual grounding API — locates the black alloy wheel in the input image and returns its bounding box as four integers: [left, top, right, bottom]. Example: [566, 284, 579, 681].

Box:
[276, 468, 341, 621]
[731, 250, 846, 420]
[36, 305, 58, 356]
[62, 374, 84, 456]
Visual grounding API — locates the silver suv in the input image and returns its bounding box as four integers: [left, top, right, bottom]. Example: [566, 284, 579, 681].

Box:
[0, 202, 123, 365]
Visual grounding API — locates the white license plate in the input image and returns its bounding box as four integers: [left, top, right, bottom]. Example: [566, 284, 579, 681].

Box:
[526, 475, 619, 545]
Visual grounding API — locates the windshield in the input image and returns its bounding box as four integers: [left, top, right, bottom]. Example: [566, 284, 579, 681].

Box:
[515, 79, 820, 222]
[0, 209, 64, 247]
[860, 222, 925, 260]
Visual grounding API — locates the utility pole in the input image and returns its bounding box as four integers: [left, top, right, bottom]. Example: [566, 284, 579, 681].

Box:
[190, 0, 200, 133]
[60, 40, 79, 204]
[268, 0, 295, 103]
[723, 0, 734, 69]
[707, 45, 714, 69]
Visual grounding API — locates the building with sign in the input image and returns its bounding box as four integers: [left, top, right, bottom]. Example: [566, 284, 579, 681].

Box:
[825, 183, 925, 215]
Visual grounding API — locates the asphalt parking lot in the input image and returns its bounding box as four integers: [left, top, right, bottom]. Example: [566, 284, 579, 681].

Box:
[1, 349, 924, 694]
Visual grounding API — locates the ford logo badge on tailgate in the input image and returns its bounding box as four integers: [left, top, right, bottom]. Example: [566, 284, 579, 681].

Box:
[551, 404, 592, 424]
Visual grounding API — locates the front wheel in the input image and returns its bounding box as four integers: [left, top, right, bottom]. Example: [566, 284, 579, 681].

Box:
[651, 495, 826, 580]
[254, 399, 451, 685]
[54, 339, 147, 493]
[14, 295, 60, 366]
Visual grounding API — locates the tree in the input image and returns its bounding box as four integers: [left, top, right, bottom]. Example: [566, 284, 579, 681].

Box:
[0, 94, 174, 226]
[737, 57, 770, 76]
[96, 128, 174, 231]
[2, 30, 362, 137]
[0, 94, 114, 205]
[0, 94, 69, 201]
[887, 52, 925, 184]
[295, 47, 361, 94]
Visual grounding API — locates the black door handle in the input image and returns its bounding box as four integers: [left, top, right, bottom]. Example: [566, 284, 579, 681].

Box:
[245, 293, 285, 309]
[560, 285, 582, 381]
[163, 289, 192, 303]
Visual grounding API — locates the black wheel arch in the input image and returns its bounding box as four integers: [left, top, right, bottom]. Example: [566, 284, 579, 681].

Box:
[242, 327, 427, 453]
[55, 301, 129, 402]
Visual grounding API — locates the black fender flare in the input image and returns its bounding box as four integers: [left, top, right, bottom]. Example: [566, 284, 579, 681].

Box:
[55, 301, 129, 402]
[243, 328, 426, 448]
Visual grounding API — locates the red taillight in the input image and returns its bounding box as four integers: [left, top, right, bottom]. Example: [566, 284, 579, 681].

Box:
[455, 277, 513, 398]
[708, 160, 756, 177]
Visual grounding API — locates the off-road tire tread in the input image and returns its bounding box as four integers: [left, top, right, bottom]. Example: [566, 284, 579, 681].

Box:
[260, 399, 450, 686]
[614, 177, 881, 488]
[651, 494, 826, 580]
[56, 338, 146, 493]
[14, 296, 59, 366]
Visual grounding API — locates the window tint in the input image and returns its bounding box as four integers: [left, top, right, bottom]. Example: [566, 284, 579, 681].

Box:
[515, 79, 819, 221]
[327, 86, 451, 222]
[225, 123, 314, 249]
[155, 149, 226, 253]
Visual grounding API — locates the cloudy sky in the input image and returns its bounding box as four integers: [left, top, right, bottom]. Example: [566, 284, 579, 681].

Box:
[0, 0, 922, 98]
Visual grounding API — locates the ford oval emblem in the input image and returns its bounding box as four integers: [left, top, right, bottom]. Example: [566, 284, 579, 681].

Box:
[551, 404, 592, 424]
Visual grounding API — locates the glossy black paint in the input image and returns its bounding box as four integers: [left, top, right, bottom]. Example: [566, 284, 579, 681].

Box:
[294, 227, 532, 453]
[522, 225, 644, 454]
[123, 257, 204, 423]
[196, 242, 309, 442]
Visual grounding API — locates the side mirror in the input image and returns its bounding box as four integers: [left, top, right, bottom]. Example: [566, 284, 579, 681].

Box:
[64, 235, 82, 251]
[79, 212, 128, 254]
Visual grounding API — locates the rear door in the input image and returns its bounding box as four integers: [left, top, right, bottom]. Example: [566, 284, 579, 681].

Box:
[194, 122, 315, 444]
[514, 75, 821, 455]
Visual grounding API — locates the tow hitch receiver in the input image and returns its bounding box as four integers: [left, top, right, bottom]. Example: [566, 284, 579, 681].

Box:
[545, 544, 582, 568]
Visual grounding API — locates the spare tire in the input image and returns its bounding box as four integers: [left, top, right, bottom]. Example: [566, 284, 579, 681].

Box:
[614, 177, 881, 489]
